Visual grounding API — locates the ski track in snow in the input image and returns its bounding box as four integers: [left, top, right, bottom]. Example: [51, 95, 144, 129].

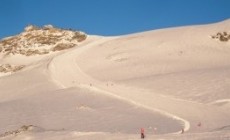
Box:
[211, 99, 230, 104]
[48, 36, 191, 134]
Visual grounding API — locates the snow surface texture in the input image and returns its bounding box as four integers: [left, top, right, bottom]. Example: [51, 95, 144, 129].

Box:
[0, 20, 230, 140]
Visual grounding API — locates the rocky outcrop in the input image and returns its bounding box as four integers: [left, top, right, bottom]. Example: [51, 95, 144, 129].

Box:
[211, 31, 230, 42]
[0, 25, 87, 75]
[0, 64, 25, 73]
[0, 125, 35, 137]
[0, 25, 87, 56]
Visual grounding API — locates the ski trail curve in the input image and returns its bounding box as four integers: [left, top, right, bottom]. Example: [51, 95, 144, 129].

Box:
[48, 36, 190, 133]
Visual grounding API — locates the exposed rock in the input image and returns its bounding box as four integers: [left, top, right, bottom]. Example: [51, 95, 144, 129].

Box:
[211, 31, 230, 42]
[52, 43, 76, 51]
[0, 64, 25, 73]
[0, 125, 35, 137]
[0, 25, 87, 56]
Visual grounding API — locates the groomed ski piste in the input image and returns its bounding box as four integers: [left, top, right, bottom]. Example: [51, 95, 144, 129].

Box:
[0, 20, 230, 139]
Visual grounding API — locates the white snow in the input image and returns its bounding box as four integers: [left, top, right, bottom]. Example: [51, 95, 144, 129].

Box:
[1, 19, 230, 139]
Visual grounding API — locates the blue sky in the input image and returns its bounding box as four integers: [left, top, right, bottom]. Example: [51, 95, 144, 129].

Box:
[0, 0, 230, 39]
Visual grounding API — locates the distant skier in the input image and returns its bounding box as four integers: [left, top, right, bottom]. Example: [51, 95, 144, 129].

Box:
[153, 127, 157, 134]
[141, 128, 145, 139]
[181, 128, 184, 134]
[197, 122, 202, 127]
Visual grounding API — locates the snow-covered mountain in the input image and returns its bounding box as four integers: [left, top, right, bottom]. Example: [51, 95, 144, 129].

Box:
[0, 20, 230, 140]
[0, 25, 86, 74]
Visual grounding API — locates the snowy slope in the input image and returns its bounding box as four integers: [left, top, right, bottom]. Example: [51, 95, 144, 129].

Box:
[0, 20, 230, 140]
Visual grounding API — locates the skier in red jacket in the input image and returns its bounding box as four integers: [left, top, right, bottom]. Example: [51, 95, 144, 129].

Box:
[141, 128, 145, 139]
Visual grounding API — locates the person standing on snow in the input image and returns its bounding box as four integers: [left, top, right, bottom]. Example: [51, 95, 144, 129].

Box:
[181, 128, 184, 134]
[141, 128, 145, 139]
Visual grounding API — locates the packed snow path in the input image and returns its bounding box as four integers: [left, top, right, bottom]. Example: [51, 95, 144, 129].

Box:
[48, 34, 230, 133]
[49, 36, 188, 133]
